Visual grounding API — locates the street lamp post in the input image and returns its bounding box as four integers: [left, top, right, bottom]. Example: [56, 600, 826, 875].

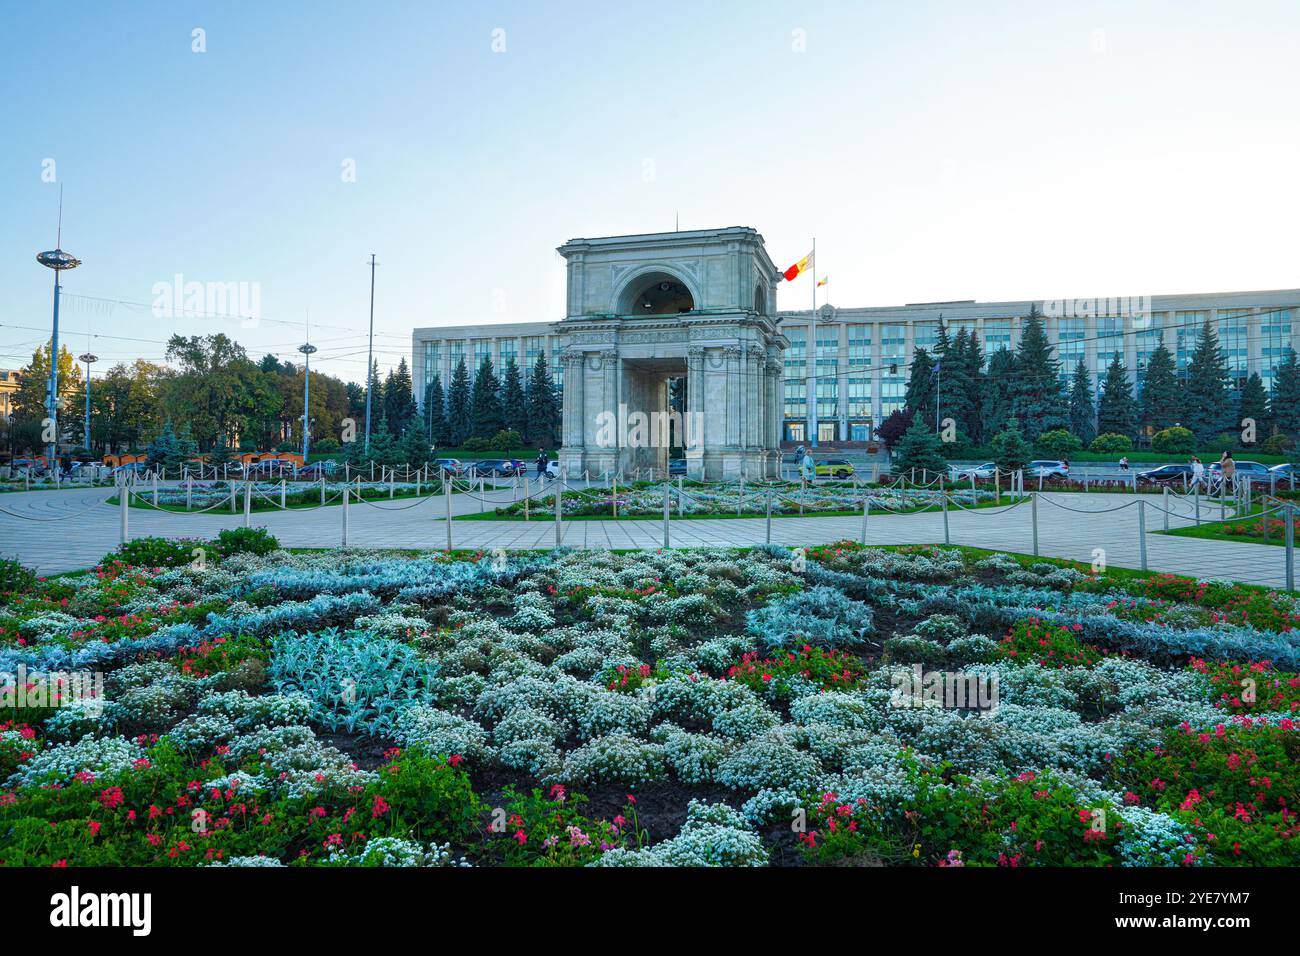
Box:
[298, 343, 318, 460]
[36, 245, 81, 466]
[78, 352, 98, 453]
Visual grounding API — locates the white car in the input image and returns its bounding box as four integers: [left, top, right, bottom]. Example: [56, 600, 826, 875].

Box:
[545, 460, 559, 478]
[951, 462, 995, 480]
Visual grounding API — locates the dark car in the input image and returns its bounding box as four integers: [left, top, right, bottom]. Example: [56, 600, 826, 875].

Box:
[1136, 464, 1194, 485]
[432, 458, 463, 477]
[669, 458, 688, 477]
[248, 459, 295, 479]
[468, 459, 515, 478]
[298, 461, 337, 480]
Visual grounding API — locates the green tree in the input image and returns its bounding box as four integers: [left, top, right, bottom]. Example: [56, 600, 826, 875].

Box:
[991, 417, 1032, 473]
[367, 420, 402, 467]
[892, 418, 948, 477]
[1097, 353, 1137, 440]
[471, 357, 504, 438]
[904, 347, 937, 429]
[383, 358, 419, 436]
[207, 435, 233, 472]
[1067, 359, 1096, 444]
[1139, 344, 1181, 436]
[960, 330, 986, 444]
[501, 358, 527, 437]
[447, 357, 473, 446]
[400, 425, 432, 466]
[1271, 348, 1300, 438]
[1183, 317, 1232, 444]
[146, 421, 182, 470]
[1237, 372, 1270, 446]
[981, 346, 1017, 439]
[936, 325, 977, 443]
[526, 354, 560, 449]
[1009, 306, 1068, 440]
[1151, 426, 1195, 455]
[423, 375, 449, 446]
[1036, 428, 1083, 459]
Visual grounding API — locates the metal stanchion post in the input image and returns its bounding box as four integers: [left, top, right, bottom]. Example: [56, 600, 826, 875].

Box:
[1031, 492, 1039, 556]
[243, 480, 252, 528]
[1195, 488, 1201, 525]
[1138, 500, 1148, 571]
[942, 491, 950, 545]
[1162, 486, 1169, 531]
[152, 472, 158, 507]
[320, 475, 325, 505]
[342, 481, 350, 547]
[445, 479, 453, 551]
[1286, 504, 1295, 592]
[554, 480, 562, 547]
[677, 476, 683, 516]
[230, 483, 237, 513]
[119, 481, 129, 544]
[765, 492, 772, 544]
[524, 476, 530, 520]
[662, 481, 670, 548]
[860, 496, 869, 545]
[186, 478, 192, 512]
[281, 479, 287, 509]
[613, 478, 618, 518]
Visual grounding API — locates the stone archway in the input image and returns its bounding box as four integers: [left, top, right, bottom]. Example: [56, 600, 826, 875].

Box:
[614, 269, 697, 316]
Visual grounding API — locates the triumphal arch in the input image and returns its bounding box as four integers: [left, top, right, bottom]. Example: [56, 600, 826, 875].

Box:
[555, 227, 787, 480]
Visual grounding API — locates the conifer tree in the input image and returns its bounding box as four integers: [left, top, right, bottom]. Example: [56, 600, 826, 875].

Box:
[423, 375, 449, 446]
[501, 358, 527, 436]
[1008, 306, 1068, 440]
[1271, 348, 1300, 438]
[1139, 344, 1181, 436]
[1068, 358, 1096, 444]
[1183, 317, 1233, 444]
[1237, 372, 1270, 446]
[471, 357, 504, 438]
[447, 357, 473, 446]
[1097, 352, 1138, 440]
[526, 354, 560, 448]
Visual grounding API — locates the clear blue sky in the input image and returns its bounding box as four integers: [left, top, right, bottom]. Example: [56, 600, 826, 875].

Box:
[3, 0, 1298, 383]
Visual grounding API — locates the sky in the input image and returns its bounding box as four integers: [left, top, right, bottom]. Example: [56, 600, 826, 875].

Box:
[2, 0, 1298, 385]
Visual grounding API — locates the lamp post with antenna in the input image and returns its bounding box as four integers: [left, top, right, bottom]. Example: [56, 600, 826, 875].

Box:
[364, 254, 377, 454]
[36, 190, 80, 467]
[78, 352, 98, 453]
[298, 340, 317, 461]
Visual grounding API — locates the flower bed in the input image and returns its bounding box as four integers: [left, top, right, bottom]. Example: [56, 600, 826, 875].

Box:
[1, 539, 1298, 867]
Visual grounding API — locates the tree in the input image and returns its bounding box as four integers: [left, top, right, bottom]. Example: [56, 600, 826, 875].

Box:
[1036, 428, 1083, 459]
[1237, 372, 1270, 446]
[501, 358, 527, 437]
[990, 418, 1032, 473]
[1009, 306, 1068, 440]
[383, 358, 419, 436]
[1138, 344, 1180, 437]
[1151, 426, 1195, 455]
[367, 420, 402, 467]
[1097, 353, 1137, 440]
[207, 435, 234, 472]
[904, 347, 936, 429]
[526, 354, 559, 449]
[959, 330, 987, 444]
[892, 418, 948, 477]
[446, 357, 473, 446]
[1068, 359, 1096, 444]
[146, 421, 182, 470]
[981, 346, 1017, 440]
[1272, 348, 1300, 438]
[400, 425, 432, 466]
[1183, 317, 1232, 444]
[935, 325, 977, 443]
[875, 407, 915, 452]
[12, 342, 82, 447]
[470, 357, 504, 438]
[162, 333, 279, 450]
[423, 375, 449, 446]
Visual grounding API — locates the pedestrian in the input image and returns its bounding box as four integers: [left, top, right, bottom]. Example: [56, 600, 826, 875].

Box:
[536, 449, 548, 481]
[1220, 451, 1236, 494]
[1190, 456, 1204, 489]
[1118, 456, 1129, 472]
[801, 452, 816, 484]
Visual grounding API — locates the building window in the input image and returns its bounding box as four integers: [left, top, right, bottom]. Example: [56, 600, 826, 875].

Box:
[423, 342, 441, 390]
[1261, 309, 1294, 389]
[1174, 311, 1208, 374]
[983, 319, 1011, 355]
[1218, 309, 1249, 387]
[1057, 318, 1086, 384]
[499, 338, 518, 369]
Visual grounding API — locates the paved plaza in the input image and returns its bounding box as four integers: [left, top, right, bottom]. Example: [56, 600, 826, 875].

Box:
[0, 482, 1285, 589]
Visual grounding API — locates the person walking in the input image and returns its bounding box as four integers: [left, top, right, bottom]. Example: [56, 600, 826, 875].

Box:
[1220, 451, 1236, 496]
[1190, 456, 1204, 490]
[1118, 456, 1129, 472]
[800, 452, 816, 484]
[536, 449, 548, 481]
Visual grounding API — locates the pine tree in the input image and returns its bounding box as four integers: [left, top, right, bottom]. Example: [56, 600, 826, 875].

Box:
[1097, 353, 1137, 440]
[904, 347, 937, 429]
[147, 421, 182, 469]
[936, 325, 976, 443]
[892, 417, 948, 477]
[1238, 372, 1270, 446]
[365, 359, 384, 434]
[383, 358, 418, 436]
[1183, 317, 1233, 444]
[961, 331, 986, 444]
[501, 358, 527, 436]
[446, 357, 473, 446]
[423, 375, 449, 446]
[176, 422, 199, 463]
[400, 424, 432, 466]
[981, 346, 1017, 440]
[1139, 344, 1181, 436]
[1068, 359, 1096, 444]
[367, 419, 402, 467]
[208, 435, 233, 471]
[991, 417, 1033, 473]
[1009, 306, 1068, 440]
[526, 354, 559, 449]
[1271, 349, 1300, 438]
[470, 357, 504, 438]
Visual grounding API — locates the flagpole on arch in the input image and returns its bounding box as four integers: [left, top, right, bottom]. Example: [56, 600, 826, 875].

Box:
[810, 237, 817, 449]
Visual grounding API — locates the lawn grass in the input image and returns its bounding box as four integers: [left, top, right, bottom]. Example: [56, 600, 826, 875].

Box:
[1158, 502, 1299, 548]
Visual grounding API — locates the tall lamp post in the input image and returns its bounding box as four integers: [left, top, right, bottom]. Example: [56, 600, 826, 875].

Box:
[298, 342, 317, 460]
[363, 254, 377, 453]
[78, 352, 97, 453]
[36, 244, 81, 465]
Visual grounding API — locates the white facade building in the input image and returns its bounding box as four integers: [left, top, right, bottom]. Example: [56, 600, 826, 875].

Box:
[414, 234, 1300, 450]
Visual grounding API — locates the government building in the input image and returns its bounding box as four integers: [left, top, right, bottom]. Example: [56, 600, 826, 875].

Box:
[413, 227, 1300, 475]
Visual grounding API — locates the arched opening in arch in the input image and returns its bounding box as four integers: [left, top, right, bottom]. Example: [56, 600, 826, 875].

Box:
[753, 283, 767, 315]
[616, 271, 696, 316]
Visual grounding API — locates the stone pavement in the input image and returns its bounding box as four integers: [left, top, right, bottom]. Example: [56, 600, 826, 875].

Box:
[0, 483, 1287, 590]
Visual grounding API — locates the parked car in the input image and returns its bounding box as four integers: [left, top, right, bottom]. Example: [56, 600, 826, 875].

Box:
[1027, 460, 1069, 479]
[298, 461, 337, 480]
[11, 458, 48, 476]
[113, 462, 151, 478]
[545, 460, 559, 478]
[1207, 460, 1272, 488]
[951, 461, 996, 480]
[1136, 464, 1194, 486]
[248, 459, 295, 479]
[468, 459, 515, 478]
[813, 458, 855, 479]
[1269, 463, 1298, 482]
[433, 458, 463, 477]
[668, 458, 688, 477]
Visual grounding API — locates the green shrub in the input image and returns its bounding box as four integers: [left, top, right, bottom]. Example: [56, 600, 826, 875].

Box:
[314, 438, 341, 453]
[1150, 426, 1195, 455]
[214, 526, 280, 557]
[1202, 433, 1242, 456]
[491, 429, 523, 451]
[1261, 433, 1295, 456]
[1088, 433, 1133, 454]
[462, 436, 492, 452]
[0, 558, 38, 596]
[1035, 429, 1083, 459]
[102, 536, 199, 569]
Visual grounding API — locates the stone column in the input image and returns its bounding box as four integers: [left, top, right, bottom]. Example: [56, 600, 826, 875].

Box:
[726, 346, 742, 447]
[686, 346, 705, 476]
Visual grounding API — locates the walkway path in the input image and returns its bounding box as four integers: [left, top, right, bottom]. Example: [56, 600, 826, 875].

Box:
[0, 484, 1287, 590]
